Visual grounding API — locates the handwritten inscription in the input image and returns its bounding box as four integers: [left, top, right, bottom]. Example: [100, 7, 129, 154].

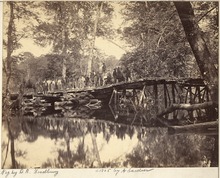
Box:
[1, 168, 153, 177]
[0, 168, 58, 178]
[96, 168, 154, 176]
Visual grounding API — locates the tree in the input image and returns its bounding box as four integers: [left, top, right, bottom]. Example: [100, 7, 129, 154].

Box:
[33, 2, 114, 82]
[119, 2, 197, 79]
[3, 2, 40, 95]
[194, 2, 218, 63]
[33, 2, 77, 82]
[174, 2, 218, 104]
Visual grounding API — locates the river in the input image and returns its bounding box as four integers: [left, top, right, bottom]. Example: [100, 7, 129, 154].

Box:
[1, 103, 218, 168]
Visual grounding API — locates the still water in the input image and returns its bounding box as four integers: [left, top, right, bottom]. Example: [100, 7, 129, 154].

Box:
[1, 104, 218, 168]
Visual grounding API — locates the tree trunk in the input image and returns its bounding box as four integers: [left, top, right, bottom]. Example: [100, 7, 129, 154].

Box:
[5, 2, 14, 95]
[174, 2, 218, 104]
[168, 121, 218, 135]
[157, 101, 216, 117]
[59, 2, 68, 84]
[88, 2, 103, 76]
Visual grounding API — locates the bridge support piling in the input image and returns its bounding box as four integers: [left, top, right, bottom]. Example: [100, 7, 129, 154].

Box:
[154, 84, 158, 114]
[164, 84, 168, 108]
[172, 83, 176, 104]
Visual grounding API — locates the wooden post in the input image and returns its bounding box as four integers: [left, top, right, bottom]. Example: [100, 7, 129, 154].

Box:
[174, 84, 182, 103]
[184, 87, 189, 103]
[166, 85, 171, 106]
[172, 83, 176, 104]
[196, 86, 202, 118]
[164, 83, 168, 108]
[132, 89, 135, 102]
[154, 84, 158, 113]
[201, 87, 206, 102]
[114, 89, 118, 110]
[197, 86, 201, 103]
[140, 85, 146, 106]
[206, 86, 210, 102]
[133, 89, 139, 105]
[188, 86, 194, 120]
[109, 89, 115, 105]
[122, 89, 126, 97]
[192, 86, 197, 103]
[171, 83, 176, 119]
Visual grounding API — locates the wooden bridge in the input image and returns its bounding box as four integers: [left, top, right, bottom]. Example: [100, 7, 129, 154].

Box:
[21, 77, 207, 103]
[67, 77, 208, 101]
[20, 77, 218, 134]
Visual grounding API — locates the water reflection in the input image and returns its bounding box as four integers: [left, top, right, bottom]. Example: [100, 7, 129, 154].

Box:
[1, 105, 218, 168]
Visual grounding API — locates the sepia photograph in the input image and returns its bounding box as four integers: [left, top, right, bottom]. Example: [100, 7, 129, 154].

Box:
[1, 0, 218, 172]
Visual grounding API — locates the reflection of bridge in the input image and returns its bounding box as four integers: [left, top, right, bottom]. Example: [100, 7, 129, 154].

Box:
[21, 77, 217, 134]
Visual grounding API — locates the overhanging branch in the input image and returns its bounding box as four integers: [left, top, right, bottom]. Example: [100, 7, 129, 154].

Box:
[197, 6, 217, 22]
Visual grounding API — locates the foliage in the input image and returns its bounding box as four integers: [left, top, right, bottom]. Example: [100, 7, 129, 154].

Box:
[193, 1, 218, 64]
[33, 2, 114, 80]
[3, 2, 41, 95]
[3, 1, 218, 91]
[174, 1, 218, 104]
[119, 1, 217, 79]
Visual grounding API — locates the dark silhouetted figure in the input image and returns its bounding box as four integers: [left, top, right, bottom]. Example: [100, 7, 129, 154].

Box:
[123, 67, 131, 82]
[116, 67, 125, 82]
[113, 68, 117, 83]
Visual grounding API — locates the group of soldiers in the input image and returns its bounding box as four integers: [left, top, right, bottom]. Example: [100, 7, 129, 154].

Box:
[112, 67, 132, 83]
[22, 78, 63, 94]
[69, 73, 104, 89]
[25, 63, 132, 94]
[38, 79, 63, 93]
[66, 65, 132, 89]
[86, 65, 132, 87]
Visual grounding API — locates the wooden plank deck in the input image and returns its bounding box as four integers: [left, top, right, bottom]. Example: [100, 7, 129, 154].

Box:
[66, 77, 205, 100]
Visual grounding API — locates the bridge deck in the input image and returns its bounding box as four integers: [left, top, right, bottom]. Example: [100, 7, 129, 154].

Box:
[20, 77, 206, 102]
[68, 77, 204, 92]
[65, 77, 205, 100]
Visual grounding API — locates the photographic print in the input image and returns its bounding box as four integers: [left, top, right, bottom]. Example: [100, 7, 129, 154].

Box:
[1, 1, 218, 170]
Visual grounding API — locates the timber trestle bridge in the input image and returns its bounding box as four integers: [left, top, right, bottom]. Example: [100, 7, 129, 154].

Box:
[20, 77, 218, 135]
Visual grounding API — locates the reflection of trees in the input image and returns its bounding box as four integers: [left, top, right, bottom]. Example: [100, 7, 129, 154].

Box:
[125, 128, 217, 167]
[2, 134, 10, 168]
[4, 111, 217, 168]
[42, 137, 87, 168]
[42, 124, 87, 168]
[2, 111, 28, 169]
[40, 118, 136, 168]
[21, 114, 137, 143]
[10, 107, 216, 168]
[57, 132, 86, 168]
[42, 124, 102, 168]
[21, 119, 39, 142]
[90, 125, 102, 167]
[20, 114, 138, 168]
[116, 125, 127, 140]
